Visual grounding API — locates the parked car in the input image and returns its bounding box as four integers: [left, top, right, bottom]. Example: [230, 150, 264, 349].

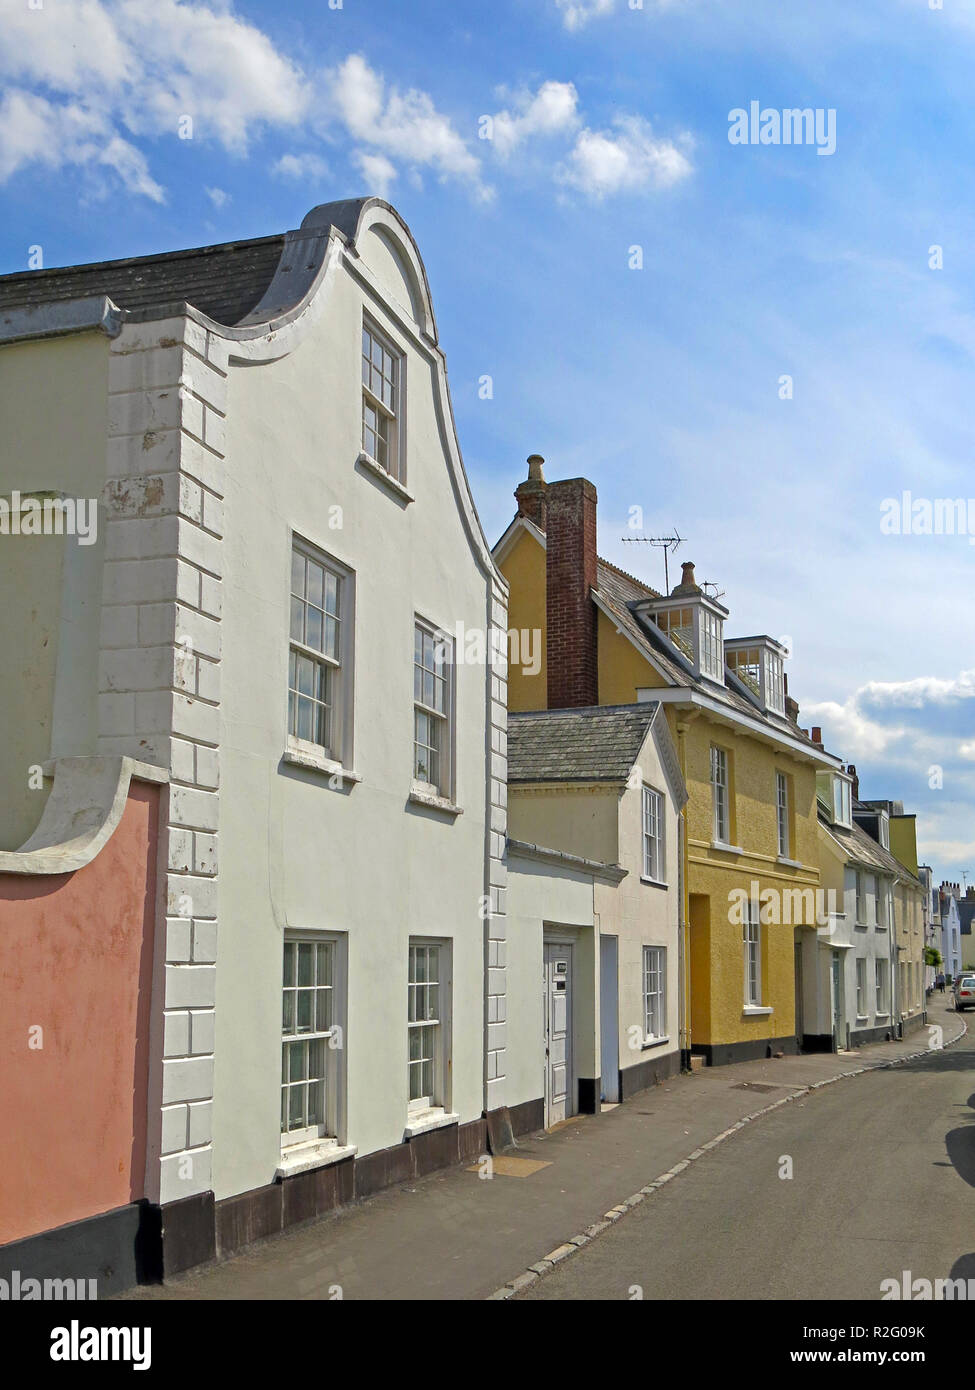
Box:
[952, 975, 975, 1011]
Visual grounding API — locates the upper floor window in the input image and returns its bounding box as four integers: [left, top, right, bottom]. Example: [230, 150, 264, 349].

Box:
[818, 770, 852, 829]
[776, 770, 790, 858]
[289, 542, 353, 765]
[648, 592, 726, 684]
[642, 786, 665, 883]
[711, 744, 731, 844]
[413, 619, 453, 798]
[725, 637, 786, 714]
[700, 607, 724, 681]
[362, 319, 404, 482]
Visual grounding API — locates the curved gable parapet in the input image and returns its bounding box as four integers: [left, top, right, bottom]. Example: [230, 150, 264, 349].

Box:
[300, 199, 438, 343]
[0, 757, 167, 876]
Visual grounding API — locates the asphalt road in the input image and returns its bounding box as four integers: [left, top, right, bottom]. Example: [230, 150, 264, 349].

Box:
[519, 1026, 975, 1300]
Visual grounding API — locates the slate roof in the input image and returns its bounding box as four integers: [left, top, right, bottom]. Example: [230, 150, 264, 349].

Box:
[508, 704, 658, 783]
[959, 900, 975, 936]
[819, 808, 923, 884]
[0, 235, 287, 327]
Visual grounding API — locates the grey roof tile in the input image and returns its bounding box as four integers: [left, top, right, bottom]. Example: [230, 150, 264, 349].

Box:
[508, 703, 658, 783]
[0, 234, 287, 326]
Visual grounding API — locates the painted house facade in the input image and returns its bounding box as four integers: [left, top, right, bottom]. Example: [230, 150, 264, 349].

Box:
[506, 704, 686, 1125]
[812, 778, 905, 1050]
[0, 198, 512, 1282]
[495, 459, 842, 1066]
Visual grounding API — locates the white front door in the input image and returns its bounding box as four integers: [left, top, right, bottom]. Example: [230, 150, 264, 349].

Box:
[543, 943, 571, 1127]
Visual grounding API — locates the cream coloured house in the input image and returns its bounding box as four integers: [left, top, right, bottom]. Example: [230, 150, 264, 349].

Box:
[0, 198, 512, 1281]
[506, 703, 687, 1125]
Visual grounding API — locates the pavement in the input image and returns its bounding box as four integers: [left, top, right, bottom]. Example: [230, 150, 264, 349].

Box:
[119, 997, 967, 1302]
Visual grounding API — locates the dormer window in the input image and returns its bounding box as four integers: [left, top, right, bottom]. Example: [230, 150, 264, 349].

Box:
[643, 561, 726, 684]
[725, 637, 787, 714]
[818, 770, 852, 829]
[878, 811, 889, 850]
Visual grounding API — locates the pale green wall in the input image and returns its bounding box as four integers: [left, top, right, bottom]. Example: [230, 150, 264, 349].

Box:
[0, 332, 108, 848]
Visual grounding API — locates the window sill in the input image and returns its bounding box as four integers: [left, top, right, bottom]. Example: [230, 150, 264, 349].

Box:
[776, 856, 804, 870]
[283, 741, 361, 783]
[408, 785, 463, 817]
[357, 451, 414, 503]
[711, 840, 745, 855]
[743, 1005, 773, 1017]
[276, 1139, 357, 1179]
[640, 876, 669, 891]
[641, 1034, 671, 1051]
[404, 1108, 459, 1139]
[875, 1012, 890, 1021]
[855, 1013, 868, 1022]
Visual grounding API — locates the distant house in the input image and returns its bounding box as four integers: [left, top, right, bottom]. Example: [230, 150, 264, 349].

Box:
[940, 885, 964, 978]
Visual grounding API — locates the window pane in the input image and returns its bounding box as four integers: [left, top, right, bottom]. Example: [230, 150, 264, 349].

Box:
[307, 561, 324, 610]
[305, 606, 324, 653]
[291, 550, 305, 597]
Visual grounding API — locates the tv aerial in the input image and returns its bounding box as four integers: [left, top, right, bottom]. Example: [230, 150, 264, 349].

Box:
[620, 529, 684, 593]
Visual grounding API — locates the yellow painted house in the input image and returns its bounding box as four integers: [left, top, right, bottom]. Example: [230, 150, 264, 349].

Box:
[495, 459, 844, 1064]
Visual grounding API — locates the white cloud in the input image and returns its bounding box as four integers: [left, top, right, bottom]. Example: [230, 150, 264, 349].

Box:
[327, 53, 486, 197]
[559, 115, 692, 198]
[0, 87, 165, 201]
[272, 152, 330, 183]
[490, 81, 580, 158]
[354, 150, 397, 198]
[0, 0, 308, 199]
[555, 0, 615, 31]
[205, 186, 230, 208]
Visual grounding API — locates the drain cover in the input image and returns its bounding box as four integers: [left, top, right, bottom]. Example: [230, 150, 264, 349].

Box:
[731, 1082, 782, 1093]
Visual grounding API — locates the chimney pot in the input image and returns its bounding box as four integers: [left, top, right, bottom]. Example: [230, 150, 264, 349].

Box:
[671, 560, 702, 597]
[514, 454, 549, 530]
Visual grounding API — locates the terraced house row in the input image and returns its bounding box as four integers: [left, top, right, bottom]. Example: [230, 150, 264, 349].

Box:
[0, 197, 928, 1293]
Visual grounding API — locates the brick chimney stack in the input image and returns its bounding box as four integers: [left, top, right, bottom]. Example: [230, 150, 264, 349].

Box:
[514, 454, 548, 531]
[545, 477, 598, 709]
[847, 763, 859, 799]
[811, 726, 823, 747]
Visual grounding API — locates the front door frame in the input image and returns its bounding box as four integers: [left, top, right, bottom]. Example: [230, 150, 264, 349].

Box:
[543, 937, 574, 1128]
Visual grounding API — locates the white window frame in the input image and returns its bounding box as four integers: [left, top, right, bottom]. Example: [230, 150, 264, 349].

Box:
[407, 938, 451, 1116]
[281, 933, 345, 1148]
[642, 785, 665, 883]
[700, 607, 724, 682]
[776, 770, 790, 858]
[855, 871, 866, 925]
[288, 539, 355, 768]
[642, 945, 666, 1041]
[855, 957, 867, 1018]
[711, 744, 730, 844]
[743, 901, 761, 1007]
[832, 774, 852, 829]
[413, 617, 454, 800]
[875, 958, 888, 1015]
[361, 316, 405, 483]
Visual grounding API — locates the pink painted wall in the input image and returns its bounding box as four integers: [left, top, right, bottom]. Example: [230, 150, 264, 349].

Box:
[0, 783, 159, 1246]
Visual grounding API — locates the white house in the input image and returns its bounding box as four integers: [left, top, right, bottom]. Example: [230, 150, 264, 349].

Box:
[940, 885, 962, 981]
[0, 198, 512, 1281]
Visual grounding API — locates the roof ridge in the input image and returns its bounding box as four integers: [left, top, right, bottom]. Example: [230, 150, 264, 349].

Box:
[597, 554, 661, 598]
[0, 233, 288, 285]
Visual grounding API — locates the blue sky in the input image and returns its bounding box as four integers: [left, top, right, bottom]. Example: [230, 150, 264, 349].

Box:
[1, 0, 972, 885]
